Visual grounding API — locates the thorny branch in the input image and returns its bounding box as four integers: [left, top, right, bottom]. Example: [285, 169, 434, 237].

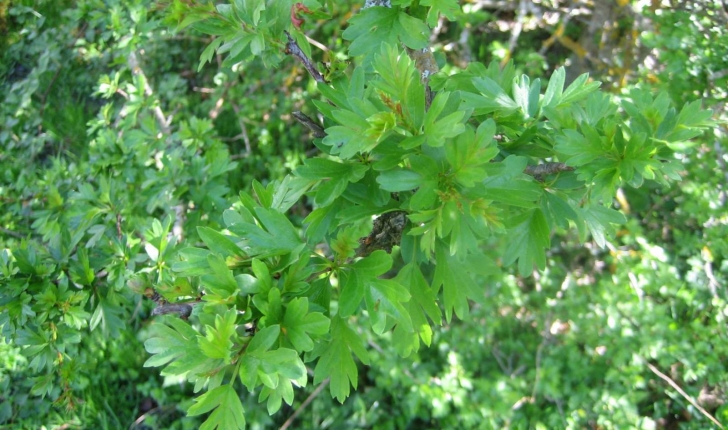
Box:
[292, 111, 327, 138]
[284, 30, 327, 84]
[356, 211, 407, 258]
[524, 162, 574, 180]
[151, 302, 196, 319]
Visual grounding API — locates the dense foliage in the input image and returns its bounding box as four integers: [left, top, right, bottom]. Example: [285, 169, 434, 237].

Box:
[1, 0, 727, 429]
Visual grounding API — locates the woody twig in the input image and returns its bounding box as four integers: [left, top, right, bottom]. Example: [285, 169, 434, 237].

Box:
[292, 111, 327, 138]
[524, 162, 574, 181]
[284, 30, 327, 84]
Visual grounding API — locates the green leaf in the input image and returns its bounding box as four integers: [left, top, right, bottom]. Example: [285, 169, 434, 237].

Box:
[421, 0, 460, 27]
[201, 254, 238, 298]
[144, 319, 200, 369]
[541, 191, 579, 231]
[446, 121, 498, 187]
[252, 179, 273, 208]
[296, 158, 368, 181]
[343, 8, 428, 58]
[502, 209, 551, 275]
[559, 72, 601, 107]
[338, 268, 364, 317]
[365, 278, 412, 335]
[248, 324, 280, 353]
[542, 66, 565, 108]
[376, 168, 423, 192]
[256, 348, 307, 414]
[89, 297, 124, 338]
[580, 205, 626, 248]
[271, 175, 316, 213]
[322, 110, 379, 158]
[254, 207, 303, 250]
[197, 310, 237, 363]
[392, 263, 441, 356]
[371, 44, 425, 130]
[282, 298, 330, 352]
[198, 227, 246, 258]
[187, 384, 246, 430]
[313, 315, 370, 403]
[432, 244, 482, 322]
[303, 201, 342, 243]
[423, 92, 467, 146]
[554, 127, 607, 167]
[468, 77, 519, 113]
[198, 37, 224, 72]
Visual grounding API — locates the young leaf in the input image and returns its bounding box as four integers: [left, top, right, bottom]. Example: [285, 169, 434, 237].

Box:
[197, 310, 238, 363]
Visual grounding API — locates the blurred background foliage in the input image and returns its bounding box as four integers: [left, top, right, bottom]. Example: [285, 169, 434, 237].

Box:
[1, 0, 727, 428]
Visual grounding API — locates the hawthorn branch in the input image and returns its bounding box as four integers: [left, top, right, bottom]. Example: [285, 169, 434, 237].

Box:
[405, 47, 439, 109]
[524, 162, 574, 180]
[356, 211, 407, 257]
[151, 301, 200, 320]
[284, 30, 327, 84]
[292, 111, 326, 138]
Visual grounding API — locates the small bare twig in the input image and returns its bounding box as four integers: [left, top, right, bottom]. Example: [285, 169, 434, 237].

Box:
[231, 99, 252, 156]
[284, 31, 327, 84]
[127, 51, 171, 135]
[0, 227, 24, 239]
[172, 203, 185, 242]
[524, 162, 574, 180]
[305, 35, 329, 52]
[645, 361, 724, 429]
[531, 314, 553, 401]
[615, 307, 725, 427]
[292, 111, 326, 138]
[279, 378, 330, 430]
[116, 213, 122, 240]
[502, 0, 528, 67]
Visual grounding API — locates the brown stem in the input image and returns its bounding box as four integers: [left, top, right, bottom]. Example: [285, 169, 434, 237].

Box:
[292, 111, 326, 138]
[524, 162, 574, 180]
[151, 302, 199, 320]
[356, 211, 407, 257]
[284, 31, 327, 84]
